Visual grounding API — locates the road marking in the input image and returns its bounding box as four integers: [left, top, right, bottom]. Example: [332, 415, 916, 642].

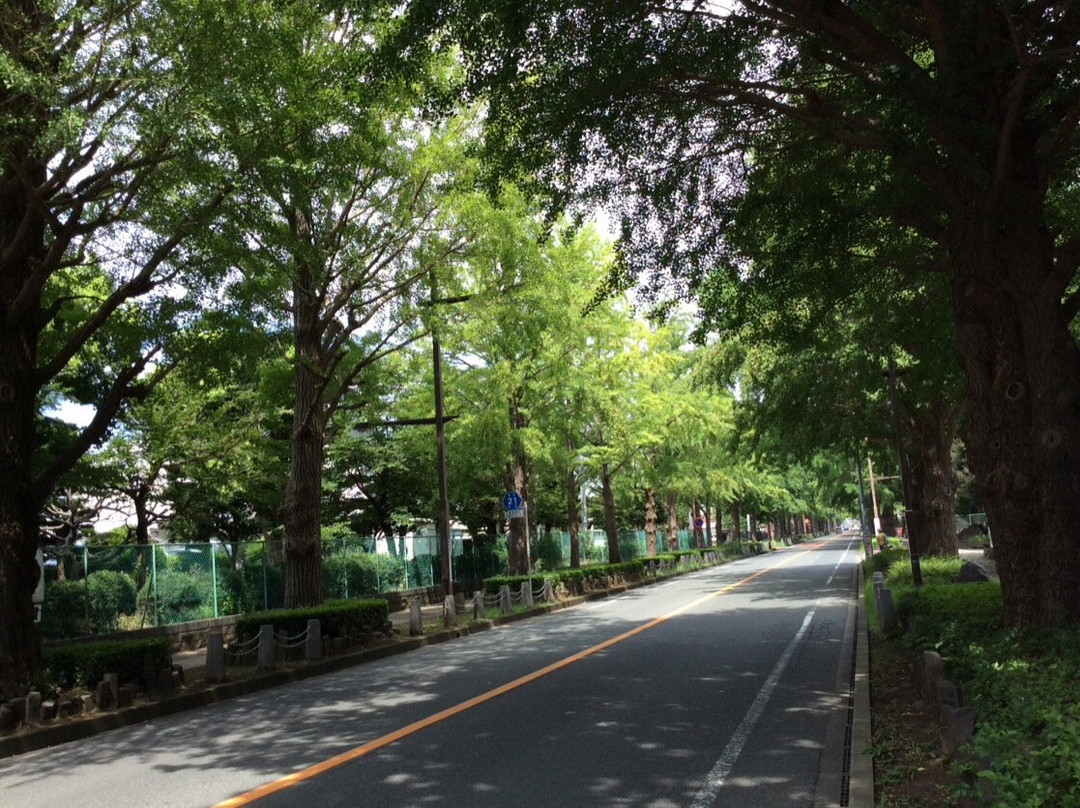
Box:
[690, 607, 818, 808]
[827, 540, 855, 585]
[215, 542, 831, 807]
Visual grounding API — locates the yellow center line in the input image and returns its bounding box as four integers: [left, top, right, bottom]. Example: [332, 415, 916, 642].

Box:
[215, 542, 825, 807]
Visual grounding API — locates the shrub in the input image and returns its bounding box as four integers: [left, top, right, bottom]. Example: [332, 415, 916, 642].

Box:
[142, 569, 215, 625]
[886, 555, 963, 588]
[86, 570, 138, 631]
[42, 638, 172, 690]
[323, 552, 407, 598]
[40, 579, 89, 638]
[533, 533, 564, 570]
[905, 583, 1004, 655]
[233, 598, 389, 641]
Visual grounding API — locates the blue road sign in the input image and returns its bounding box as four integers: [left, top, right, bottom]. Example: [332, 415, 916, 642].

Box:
[503, 491, 523, 511]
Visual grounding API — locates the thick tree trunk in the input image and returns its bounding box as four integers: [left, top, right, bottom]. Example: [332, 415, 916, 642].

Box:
[600, 463, 620, 563]
[665, 490, 679, 552]
[284, 248, 327, 608]
[644, 488, 658, 555]
[566, 466, 580, 569]
[0, 108, 47, 699]
[949, 176, 1080, 627]
[0, 405, 42, 701]
[904, 398, 959, 557]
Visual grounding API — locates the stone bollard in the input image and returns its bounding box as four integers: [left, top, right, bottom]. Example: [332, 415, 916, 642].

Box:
[257, 624, 276, 672]
[941, 706, 977, 756]
[454, 590, 466, 612]
[409, 597, 423, 636]
[499, 584, 512, 613]
[104, 673, 119, 709]
[936, 679, 961, 722]
[473, 590, 486, 619]
[541, 579, 555, 603]
[305, 619, 322, 661]
[922, 650, 943, 700]
[95, 681, 112, 711]
[878, 588, 896, 632]
[443, 595, 458, 627]
[520, 581, 534, 607]
[26, 692, 42, 725]
[205, 632, 227, 683]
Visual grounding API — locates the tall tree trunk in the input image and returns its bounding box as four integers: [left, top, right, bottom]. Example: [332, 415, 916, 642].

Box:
[949, 174, 1080, 627]
[903, 397, 959, 557]
[665, 490, 679, 552]
[600, 463, 620, 563]
[644, 488, 658, 555]
[0, 113, 47, 699]
[566, 464, 580, 569]
[0, 383, 42, 701]
[284, 240, 327, 608]
[730, 501, 741, 543]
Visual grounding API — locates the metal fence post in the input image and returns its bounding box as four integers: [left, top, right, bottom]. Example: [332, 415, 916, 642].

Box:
[211, 545, 219, 619]
[82, 544, 90, 627]
[262, 542, 268, 611]
[151, 545, 158, 627]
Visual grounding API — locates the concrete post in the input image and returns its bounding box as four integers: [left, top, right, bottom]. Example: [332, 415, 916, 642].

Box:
[473, 590, 486, 619]
[542, 579, 555, 603]
[205, 631, 227, 683]
[305, 619, 322, 661]
[442, 594, 457, 627]
[499, 584, 512, 613]
[409, 597, 423, 636]
[879, 588, 897, 632]
[257, 624, 276, 671]
[520, 580, 533, 607]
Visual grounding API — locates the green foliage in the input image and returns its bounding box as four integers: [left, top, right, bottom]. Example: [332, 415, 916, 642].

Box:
[234, 599, 390, 640]
[885, 556, 963, 588]
[42, 639, 172, 690]
[143, 570, 215, 625]
[86, 571, 138, 631]
[40, 579, 88, 639]
[323, 552, 407, 598]
[483, 559, 647, 595]
[905, 583, 1004, 657]
[533, 532, 563, 570]
[864, 547, 908, 576]
[40, 572, 139, 637]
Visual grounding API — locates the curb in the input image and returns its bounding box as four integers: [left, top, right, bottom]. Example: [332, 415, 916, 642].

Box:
[850, 561, 874, 806]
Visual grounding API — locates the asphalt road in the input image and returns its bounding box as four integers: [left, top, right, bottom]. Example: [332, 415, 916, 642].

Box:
[0, 535, 859, 808]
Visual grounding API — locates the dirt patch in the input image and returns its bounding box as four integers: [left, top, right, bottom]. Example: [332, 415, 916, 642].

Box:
[870, 633, 962, 806]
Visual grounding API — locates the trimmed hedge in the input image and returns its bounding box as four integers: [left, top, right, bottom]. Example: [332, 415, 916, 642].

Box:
[233, 598, 390, 640]
[42, 638, 172, 690]
[480, 551, 746, 596]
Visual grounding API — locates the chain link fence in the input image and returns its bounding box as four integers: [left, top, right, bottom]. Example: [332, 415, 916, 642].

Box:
[39, 527, 718, 639]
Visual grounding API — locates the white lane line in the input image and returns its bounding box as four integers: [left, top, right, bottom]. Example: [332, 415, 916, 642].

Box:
[690, 607, 818, 808]
[826, 540, 855, 586]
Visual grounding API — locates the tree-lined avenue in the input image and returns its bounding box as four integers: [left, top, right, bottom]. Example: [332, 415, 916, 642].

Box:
[1, 536, 859, 808]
